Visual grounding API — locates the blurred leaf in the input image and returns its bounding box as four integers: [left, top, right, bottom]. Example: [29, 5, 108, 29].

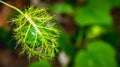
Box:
[0, 28, 8, 40]
[58, 30, 76, 57]
[0, 28, 8, 48]
[74, 41, 117, 67]
[0, 28, 16, 49]
[74, 0, 120, 27]
[102, 28, 119, 48]
[50, 3, 73, 14]
[66, 0, 77, 6]
[29, 61, 51, 67]
[86, 25, 106, 39]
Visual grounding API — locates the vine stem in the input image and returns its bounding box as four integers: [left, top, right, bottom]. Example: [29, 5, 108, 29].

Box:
[0, 0, 42, 35]
[0, 0, 24, 15]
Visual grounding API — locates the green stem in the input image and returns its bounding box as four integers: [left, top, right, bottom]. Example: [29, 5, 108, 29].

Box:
[0, 0, 42, 35]
[0, 0, 24, 15]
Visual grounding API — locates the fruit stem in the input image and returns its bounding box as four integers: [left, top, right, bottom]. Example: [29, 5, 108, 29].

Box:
[0, 0, 24, 15]
[0, 0, 42, 35]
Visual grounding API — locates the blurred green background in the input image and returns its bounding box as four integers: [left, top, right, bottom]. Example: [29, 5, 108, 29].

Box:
[0, 0, 120, 67]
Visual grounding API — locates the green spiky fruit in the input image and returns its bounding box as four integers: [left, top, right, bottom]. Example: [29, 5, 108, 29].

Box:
[11, 6, 60, 60]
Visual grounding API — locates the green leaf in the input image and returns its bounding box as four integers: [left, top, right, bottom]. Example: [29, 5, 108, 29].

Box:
[74, 0, 120, 27]
[86, 25, 106, 39]
[0, 28, 16, 49]
[74, 41, 117, 67]
[50, 3, 73, 14]
[58, 30, 75, 57]
[0, 28, 8, 40]
[102, 28, 119, 48]
[29, 61, 51, 67]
